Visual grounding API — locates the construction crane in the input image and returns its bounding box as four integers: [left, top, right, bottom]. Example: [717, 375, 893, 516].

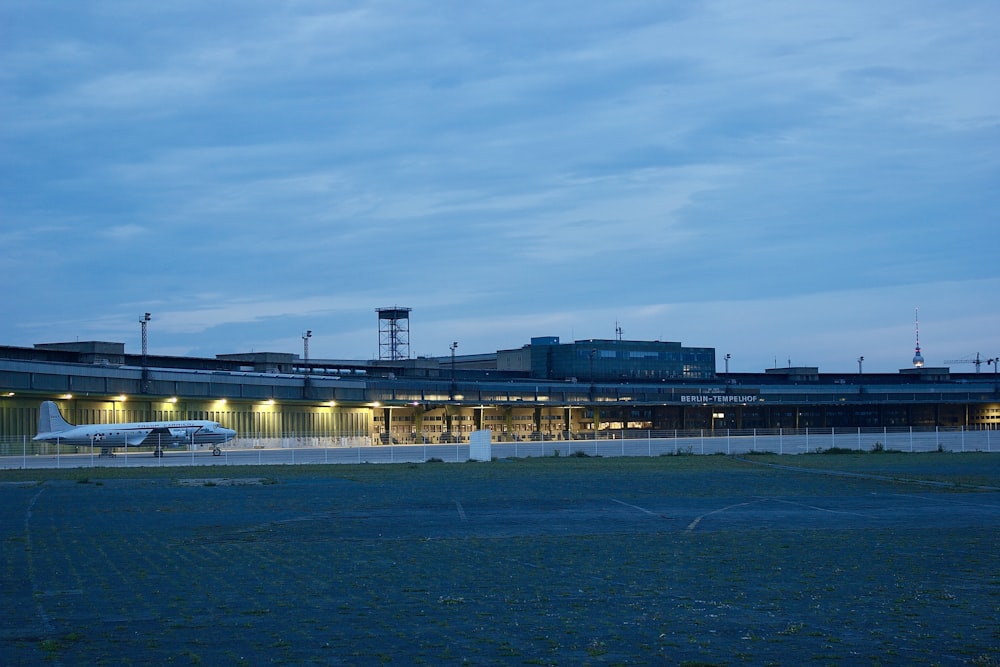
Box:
[943, 352, 983, 373]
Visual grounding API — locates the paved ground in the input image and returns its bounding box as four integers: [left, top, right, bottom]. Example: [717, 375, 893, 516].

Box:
[2, 454, 998, 665]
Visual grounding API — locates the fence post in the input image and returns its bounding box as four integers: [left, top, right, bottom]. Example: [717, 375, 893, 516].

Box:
[753, 428, 757, 452]
[648, 430, 651, 458]
[857, 427, 862, 452]
[727, 428, 731, 455]
[936, 426, 940, 451]
[700, 430, 704, 455]
[779, 428, 783, 455]
[805, 427, 809, 453]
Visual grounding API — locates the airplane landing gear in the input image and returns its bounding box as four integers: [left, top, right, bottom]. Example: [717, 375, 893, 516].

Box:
[212, 447, 222, 456]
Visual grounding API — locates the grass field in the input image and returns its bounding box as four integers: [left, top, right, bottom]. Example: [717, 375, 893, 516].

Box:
[2, 453, 998, 665]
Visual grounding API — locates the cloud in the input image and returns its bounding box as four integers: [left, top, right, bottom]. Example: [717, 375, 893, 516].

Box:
[98, 224, 147, 241]
[0, 1, 996, 370]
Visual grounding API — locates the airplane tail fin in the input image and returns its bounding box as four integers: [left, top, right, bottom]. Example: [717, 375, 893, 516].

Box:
[37, 401, 73, 435]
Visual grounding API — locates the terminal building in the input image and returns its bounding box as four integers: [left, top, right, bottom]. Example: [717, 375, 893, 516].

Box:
[1, 333, 998, 452]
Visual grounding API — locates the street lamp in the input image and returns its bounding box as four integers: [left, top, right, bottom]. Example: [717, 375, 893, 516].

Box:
[449, 342, 458, 400]
[988, 357, 999, 393]
[140, 313, 151, 393]
[588, 348, 597, 403]
[857, 356, 864, 375]
[301, 330, 314, 399]
[140, 313, 151, 356]
[724, 353, 731, 376]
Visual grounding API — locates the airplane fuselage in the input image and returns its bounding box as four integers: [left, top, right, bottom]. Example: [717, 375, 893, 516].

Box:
[33, 401, 236, 450]
[34, 420, 235, 447]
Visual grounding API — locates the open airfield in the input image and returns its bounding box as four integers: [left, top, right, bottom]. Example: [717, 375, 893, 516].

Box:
[2, 453, 998, 666]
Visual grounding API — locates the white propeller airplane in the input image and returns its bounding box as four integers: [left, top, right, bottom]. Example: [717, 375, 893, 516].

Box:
[34, 400, 236, 457]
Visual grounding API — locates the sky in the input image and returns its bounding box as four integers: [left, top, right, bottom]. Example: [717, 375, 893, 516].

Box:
[1, 1, 997, 374]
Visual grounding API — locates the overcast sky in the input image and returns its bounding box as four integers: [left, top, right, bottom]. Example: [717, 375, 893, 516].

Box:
[2, 1, 997, 373]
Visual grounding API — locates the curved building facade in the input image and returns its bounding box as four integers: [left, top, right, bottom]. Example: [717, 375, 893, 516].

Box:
[1, 339, 998, 451]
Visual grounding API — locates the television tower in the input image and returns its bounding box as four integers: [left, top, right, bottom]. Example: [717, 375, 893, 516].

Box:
[912, 308, 924, 368]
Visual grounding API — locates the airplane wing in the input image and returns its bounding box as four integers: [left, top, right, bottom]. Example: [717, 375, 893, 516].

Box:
[127, 430, 155, 446]
[85, 430, 151, 447]
[143, 427, 186, 445]
[142, 426, 205, 446]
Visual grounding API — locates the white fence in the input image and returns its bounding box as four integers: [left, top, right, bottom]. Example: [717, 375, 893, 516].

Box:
[0, 426, 996, 469]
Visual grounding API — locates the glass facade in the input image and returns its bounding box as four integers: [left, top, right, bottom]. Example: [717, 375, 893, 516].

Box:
[530, 338, 715, 381]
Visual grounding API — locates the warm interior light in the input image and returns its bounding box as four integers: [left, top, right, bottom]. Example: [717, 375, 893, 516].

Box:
[168, 397, 178, 403]
[117, 395, 127, 402]
[62, 394, 73, 400]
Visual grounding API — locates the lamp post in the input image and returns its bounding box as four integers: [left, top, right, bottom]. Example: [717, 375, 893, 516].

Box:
[588, 348, 597, 403]
[857, 356, 864, 394]
[140, 313, 151, 393]
[302, 330, 312, 363]
[988, 357, 999, 393]
[450, 341, 458, 380]
[724, 353, 731, 376]
[140, 313, 151, 358]
[302, 330, 313, 399]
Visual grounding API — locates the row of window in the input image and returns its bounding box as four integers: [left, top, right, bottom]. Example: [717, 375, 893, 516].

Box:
[3, 401, 998, 440]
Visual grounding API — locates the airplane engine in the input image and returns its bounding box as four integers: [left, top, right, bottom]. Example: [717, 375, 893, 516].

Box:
[167, 427, 197, 441]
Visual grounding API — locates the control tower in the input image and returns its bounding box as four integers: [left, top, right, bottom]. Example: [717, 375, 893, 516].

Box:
[377, 307, 412, 361]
